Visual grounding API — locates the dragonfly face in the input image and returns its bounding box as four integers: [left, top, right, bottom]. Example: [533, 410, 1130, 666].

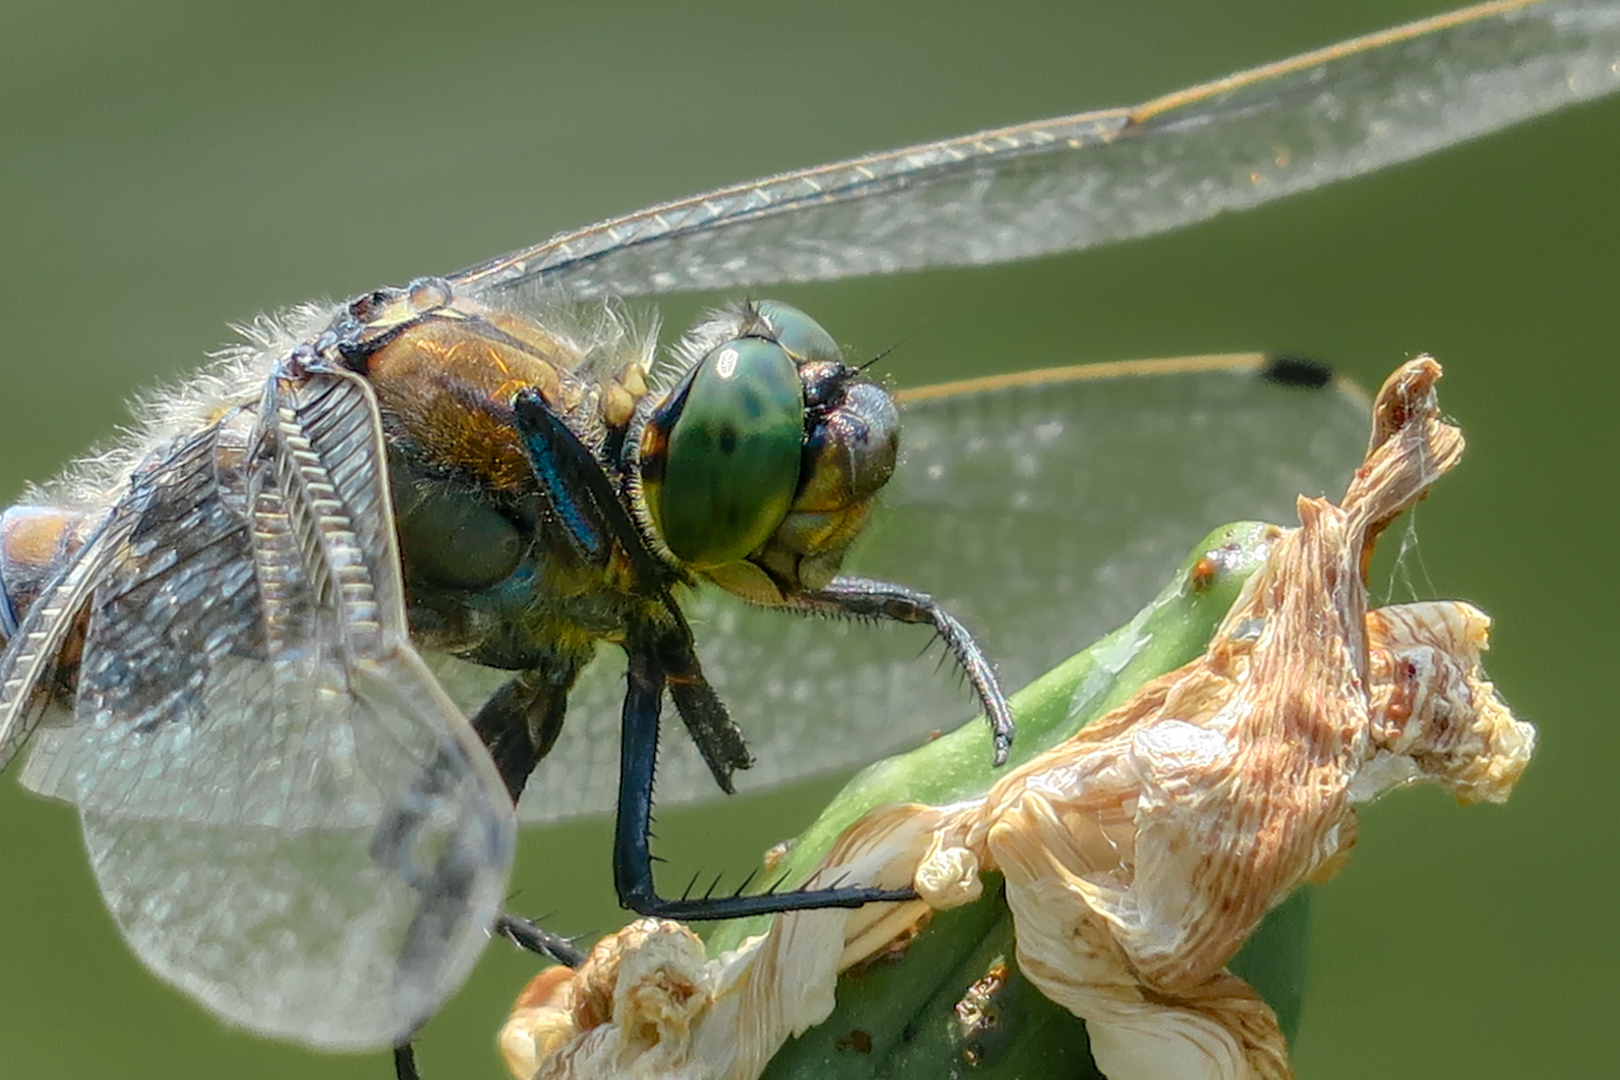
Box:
[0, 0, 1615, 1062]
[640, 300, 900, 598]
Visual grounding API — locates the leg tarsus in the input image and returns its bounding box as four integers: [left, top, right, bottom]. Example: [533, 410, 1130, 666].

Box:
[496, 911, 589, 969]
[794, 575, 1015, 764]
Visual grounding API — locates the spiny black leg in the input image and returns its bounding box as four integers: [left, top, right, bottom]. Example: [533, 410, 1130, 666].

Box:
[613, 640, 666, 914]
[793, 575, 1014, 765]
[471, 664, 578, 804]
[613, 636, 914, 920]
[654, 601, 751, 791]
[389, 915, 585, 1080]
[497, 912, 589, 968]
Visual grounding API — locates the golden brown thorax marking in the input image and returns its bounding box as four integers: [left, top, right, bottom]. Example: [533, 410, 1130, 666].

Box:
[0, 505, 91, 675]
[364, 314, 585, 494]
[1, 507, 84, 572]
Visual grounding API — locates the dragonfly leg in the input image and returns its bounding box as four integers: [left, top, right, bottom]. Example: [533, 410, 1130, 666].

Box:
[510, 387, 665, 588]
[470, 663, 581, 803]
[653, 599, 752, 792]
[791, 575, 1015, 765]
[613, 631, 914, 921]
[495, 911, 589, 968]
[387, 915, 585, 1080]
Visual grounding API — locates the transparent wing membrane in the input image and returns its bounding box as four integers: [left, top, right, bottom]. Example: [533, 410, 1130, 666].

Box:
[20, 372, 514, 1048]
[457, 1, 1620, 304]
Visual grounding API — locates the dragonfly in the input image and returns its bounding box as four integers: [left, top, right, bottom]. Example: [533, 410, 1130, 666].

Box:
[1, 0, 1615, 1063]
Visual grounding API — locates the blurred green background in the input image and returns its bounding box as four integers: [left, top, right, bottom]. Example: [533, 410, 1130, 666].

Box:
[1, 1, 1614, 1077]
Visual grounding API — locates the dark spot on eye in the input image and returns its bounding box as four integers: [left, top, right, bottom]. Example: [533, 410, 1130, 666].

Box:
[742, 389, 763, 420]
[718, 426, 739, 455]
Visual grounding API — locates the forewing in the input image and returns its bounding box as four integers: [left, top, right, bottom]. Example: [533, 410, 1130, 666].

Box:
[516, 357, 1370, 820]
[456, 1, 1620, 303]
[18, 367, 515, 1049]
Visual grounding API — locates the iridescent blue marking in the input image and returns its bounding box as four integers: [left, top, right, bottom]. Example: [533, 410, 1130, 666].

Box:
[512, 389, 610, 566]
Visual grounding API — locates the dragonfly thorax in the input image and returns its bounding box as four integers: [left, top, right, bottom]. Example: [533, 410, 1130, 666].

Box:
[352, 300, 657, 669]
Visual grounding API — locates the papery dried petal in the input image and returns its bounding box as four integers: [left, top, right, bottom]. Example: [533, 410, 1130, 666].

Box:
[500, 920, 713, 1080]
[1358, 601, 1533, 805]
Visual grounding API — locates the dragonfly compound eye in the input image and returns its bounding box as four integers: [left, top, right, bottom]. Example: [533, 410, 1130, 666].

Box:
[754, 300, 844, 367]
[642, 337, 804, 568]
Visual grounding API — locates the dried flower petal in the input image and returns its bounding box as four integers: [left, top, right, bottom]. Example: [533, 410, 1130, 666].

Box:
[500, 920, 712, 1080]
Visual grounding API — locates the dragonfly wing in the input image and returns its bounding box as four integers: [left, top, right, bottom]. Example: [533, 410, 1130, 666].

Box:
[18, 367, 515, 1049]
[0, 509, 135, 772]
[517, 356, 1370, 821]
[458, 1, 1620, 303]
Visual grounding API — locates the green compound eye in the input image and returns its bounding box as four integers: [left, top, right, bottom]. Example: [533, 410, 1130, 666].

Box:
[756, 300, 844, 365]
[642, 336, 804, 568]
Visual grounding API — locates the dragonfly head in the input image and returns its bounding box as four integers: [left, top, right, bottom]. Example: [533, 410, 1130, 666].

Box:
[639, 301, 898, 604]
